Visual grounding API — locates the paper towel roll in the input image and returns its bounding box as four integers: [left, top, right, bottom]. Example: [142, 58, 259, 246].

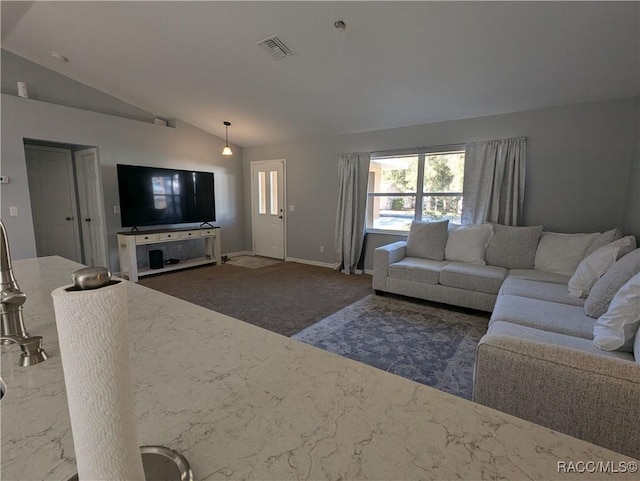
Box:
[52, 281, 145, 481]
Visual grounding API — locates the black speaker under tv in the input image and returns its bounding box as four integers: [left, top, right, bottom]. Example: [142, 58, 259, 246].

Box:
[117, 164, 215, 228]
[149, 249, 164, 269]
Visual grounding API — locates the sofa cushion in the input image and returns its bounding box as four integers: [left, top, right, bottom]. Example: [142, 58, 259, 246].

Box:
[487, 321, 634, 362]
[388, 257, 448, 285]
[405, 220, 449, 261]
[484, 224, 543, 269]
[499, 278, 585, 307]
[444, 223, 494, 265]
[440, 262, 507, 295]
[491, 295, 595, 339]
[507, 269, 571, 285]
[585, 248, 640, 318]
[534, 232, 600, 276]
[593, 273, 640, 352]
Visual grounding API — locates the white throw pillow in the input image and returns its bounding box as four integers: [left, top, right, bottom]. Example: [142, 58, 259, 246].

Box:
[613, 235, 638, 259]
[593, 272, 640, 352]
[534, 232, 600, 277]
[568, 245, 620, 298]
[444, 224, 494, 265]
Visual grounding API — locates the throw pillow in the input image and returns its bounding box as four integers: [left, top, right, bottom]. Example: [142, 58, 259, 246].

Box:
[568, 245, 620, 298]
[584, 228, 621, 257]
[444, 223, 494, 265]
[405, 220, 449, 261]
[585, 248, 640, 318]
[484, 224, 543, 269]
[568, 237, 635, 298]
[593, 272, 640, 352]
[534, 232, 600, 277]
[614, 235, 638, 259]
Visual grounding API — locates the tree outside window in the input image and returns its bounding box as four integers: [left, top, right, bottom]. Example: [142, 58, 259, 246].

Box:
[367, 150, 464, 232]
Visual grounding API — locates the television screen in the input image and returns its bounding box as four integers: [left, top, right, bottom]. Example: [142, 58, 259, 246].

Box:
[117, 164, 215, 228]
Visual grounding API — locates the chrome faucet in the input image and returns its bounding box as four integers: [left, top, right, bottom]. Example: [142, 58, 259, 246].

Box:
[0, 220, 48, 366]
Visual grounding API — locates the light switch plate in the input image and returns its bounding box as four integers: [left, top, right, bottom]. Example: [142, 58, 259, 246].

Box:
[9, 207, 18, 216]
[0, 176, 9, 184]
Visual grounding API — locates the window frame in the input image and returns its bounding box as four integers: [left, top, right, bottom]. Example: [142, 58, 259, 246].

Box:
[366, 144, 465, 235]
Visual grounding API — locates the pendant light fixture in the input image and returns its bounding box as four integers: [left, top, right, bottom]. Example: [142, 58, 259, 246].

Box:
[222, 121, 233, 156]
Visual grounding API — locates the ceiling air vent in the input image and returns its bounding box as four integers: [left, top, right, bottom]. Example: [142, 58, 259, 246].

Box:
[256, 35, 294, 60]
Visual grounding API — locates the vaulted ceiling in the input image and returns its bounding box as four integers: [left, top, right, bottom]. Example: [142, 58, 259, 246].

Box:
[2, 1, 638, 146]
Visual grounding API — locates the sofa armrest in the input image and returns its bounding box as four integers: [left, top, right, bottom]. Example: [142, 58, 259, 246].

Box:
[473, 334, 640, 459]
[373, 241, 407, 291]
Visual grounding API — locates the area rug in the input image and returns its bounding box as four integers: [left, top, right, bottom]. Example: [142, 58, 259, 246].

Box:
[226, 255, 283, 269]
[292, 294, 489, 400]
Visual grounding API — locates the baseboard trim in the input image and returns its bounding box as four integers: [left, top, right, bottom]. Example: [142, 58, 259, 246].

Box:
[286, 257, 335, 269]
[285, 257, 373, 275]
[223, 253, 367, 273]
[225, 250, 253, 258]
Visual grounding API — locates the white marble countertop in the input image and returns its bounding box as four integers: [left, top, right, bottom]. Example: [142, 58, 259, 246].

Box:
[2, 256, 637, 481]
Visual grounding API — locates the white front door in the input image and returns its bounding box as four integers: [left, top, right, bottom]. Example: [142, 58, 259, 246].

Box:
[251, 160, 285, 259]
[25, 145, 82, 262]
[75, 148, 109, 267]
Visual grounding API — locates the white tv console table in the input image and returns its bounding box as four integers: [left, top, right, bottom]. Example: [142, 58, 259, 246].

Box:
[117, 227, 221, 282]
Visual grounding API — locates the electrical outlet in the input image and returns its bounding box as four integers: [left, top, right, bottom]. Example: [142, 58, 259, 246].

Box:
[113, 205, 121, 214]
[320, 245, 324, 253]
[9, 206, 18, 216]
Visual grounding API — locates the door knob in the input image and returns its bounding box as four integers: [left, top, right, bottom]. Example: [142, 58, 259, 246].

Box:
[85, 218, 91, 222]
[65, 216, 73, 221]
[278, 215, 283, 219]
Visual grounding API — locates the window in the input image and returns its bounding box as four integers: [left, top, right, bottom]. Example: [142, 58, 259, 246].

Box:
[366, 148, 465, 232]
[258, 170, 279, 215]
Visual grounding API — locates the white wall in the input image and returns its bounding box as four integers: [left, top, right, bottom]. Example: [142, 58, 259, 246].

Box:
[244, 97, 639, 270]
[1, 94, 243, 272]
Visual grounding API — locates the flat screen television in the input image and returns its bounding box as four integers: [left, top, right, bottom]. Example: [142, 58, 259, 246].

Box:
[117, 164, 215, 228]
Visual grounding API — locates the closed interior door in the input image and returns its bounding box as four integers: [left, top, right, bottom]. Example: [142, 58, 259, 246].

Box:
[25, 145, 82, 262]
[252, 160, 285, 259]
[75, 148, 108, 267]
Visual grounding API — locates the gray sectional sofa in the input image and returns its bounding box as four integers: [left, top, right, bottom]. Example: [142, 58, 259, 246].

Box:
[373, 221, 563, 312]
[373, 221, 640, 458]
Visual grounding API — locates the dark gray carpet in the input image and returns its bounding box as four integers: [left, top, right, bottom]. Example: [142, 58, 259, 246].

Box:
[293, 293, 490, 399]
[139, 261, 373, 337]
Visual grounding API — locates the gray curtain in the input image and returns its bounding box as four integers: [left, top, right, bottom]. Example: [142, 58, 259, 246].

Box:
[462, 137, 526, 226]
[334, 152, 371, 274]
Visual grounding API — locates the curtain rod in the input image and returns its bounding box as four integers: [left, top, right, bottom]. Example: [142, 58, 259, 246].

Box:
[370, 137, 526, 157]
[370, 142, 465, 157]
